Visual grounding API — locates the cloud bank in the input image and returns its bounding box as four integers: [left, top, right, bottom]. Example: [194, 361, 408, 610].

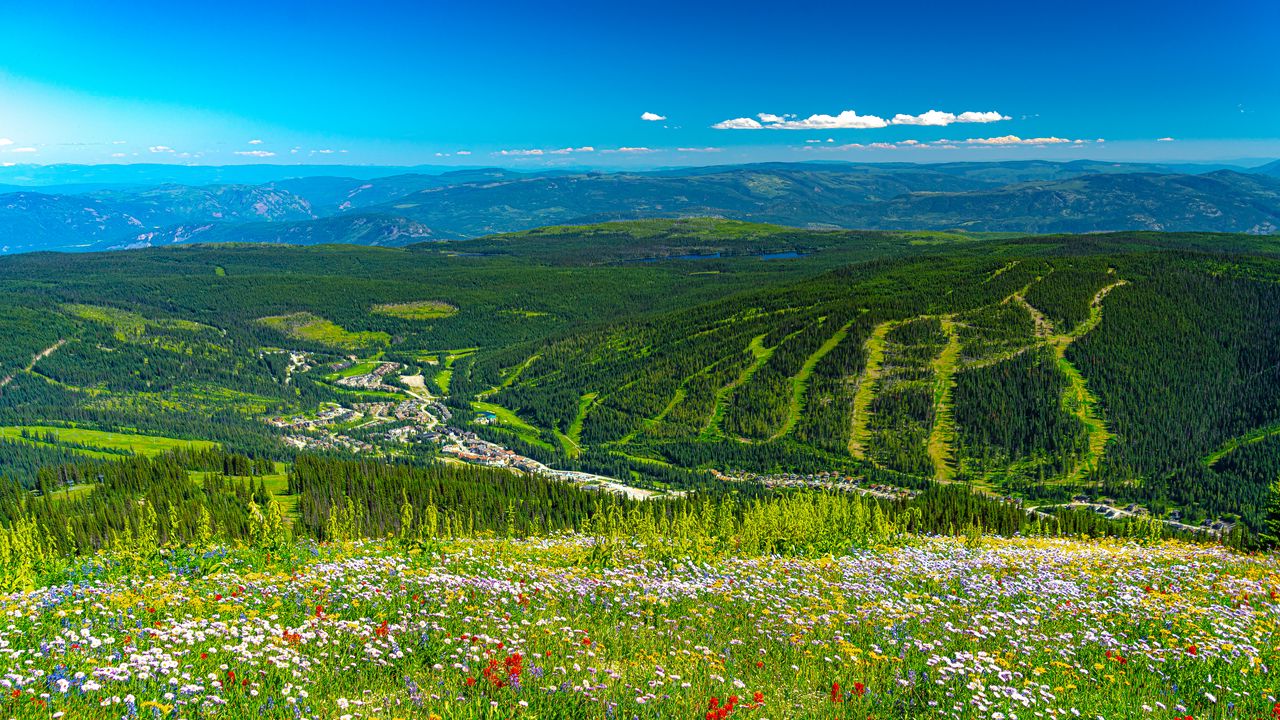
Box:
[714, 108, 1009, 130]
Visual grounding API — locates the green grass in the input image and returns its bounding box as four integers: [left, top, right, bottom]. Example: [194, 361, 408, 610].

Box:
[371, 300, 458, 320]
[429, 348, 477, 395]
[327, 360, 380, 380]
[774, 318, 854, 439]
[560, 392, 598, 457]
[64, 303, 212, 339]
[4, 535, 1271, 720]
[45, 484, 98, 503]
[258, 312, 390, 349]
[472, 400, 554, 450]
[477, 352, 540, 400]
[926, 317, 962, 482]
[848, 321, 894, 458]
[1044, 281, 1126, 484]
[0, 425, 217, 457]
[1204, 421, 1280, 467]
[190, 462, 298, 522]
[700, 334, 772, 441]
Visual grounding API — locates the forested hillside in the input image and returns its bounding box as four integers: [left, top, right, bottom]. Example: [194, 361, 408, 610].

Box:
[0, 219, 1277, 539]
[3, 160, 1279, 253]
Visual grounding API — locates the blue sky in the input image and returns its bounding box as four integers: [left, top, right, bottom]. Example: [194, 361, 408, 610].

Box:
[1, 0, 1276, 167]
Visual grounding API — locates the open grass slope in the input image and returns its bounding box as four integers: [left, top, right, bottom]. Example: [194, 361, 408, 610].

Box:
[259, 312, 390, 350]
[700, 334, 773, 440]
[848, 321, 894, 458]
[926, 317, 962, 482]
[0, 425, 217, 457]
[774, 318, 855, 440]
[371, 300, 458, 320]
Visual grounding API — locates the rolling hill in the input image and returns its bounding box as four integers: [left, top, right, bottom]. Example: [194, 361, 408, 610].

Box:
[3, 219, 1280, 536]
[3, 160, 1279, 253]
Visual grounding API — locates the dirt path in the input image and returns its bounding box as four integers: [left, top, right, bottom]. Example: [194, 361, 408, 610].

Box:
[0, 339, 66, 391]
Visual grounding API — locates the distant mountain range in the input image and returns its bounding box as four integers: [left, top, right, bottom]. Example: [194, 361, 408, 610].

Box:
[1, 160, 1278, 253]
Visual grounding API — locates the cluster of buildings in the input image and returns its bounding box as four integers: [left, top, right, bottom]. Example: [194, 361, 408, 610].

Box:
[282, 433, 375, 454]
[437, 426, 544, 473]
[712, 469, 917, 501]
[334, 361, 403, 391]
[1066, 495, 1232, 535]
[267, 404, 362, 431]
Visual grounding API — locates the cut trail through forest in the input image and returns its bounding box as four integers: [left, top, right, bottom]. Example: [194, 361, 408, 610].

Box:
[0, 339, 66, 392]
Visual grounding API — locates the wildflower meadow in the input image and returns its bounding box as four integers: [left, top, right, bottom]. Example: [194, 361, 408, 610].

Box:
[1, 534, 1277, 719]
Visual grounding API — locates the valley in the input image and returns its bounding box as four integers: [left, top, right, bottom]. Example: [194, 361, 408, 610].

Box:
[0, 218, 1278, 550]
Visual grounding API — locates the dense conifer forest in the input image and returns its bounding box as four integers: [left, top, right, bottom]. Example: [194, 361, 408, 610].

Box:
[0, 219, 1277, 546]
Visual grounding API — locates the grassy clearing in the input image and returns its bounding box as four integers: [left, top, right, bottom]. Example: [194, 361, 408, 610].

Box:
[472, 400, 553, 450]
[477, 352, 539, 400]
[700, 334, 772, 440]
[774, 319, 854, 440]
[64, 303, 211, 340]
[327, 360, 380, 380]
[1205, 421, 1280, 467]
[371, 300, 458, 320]
[560, 392, 599, 457]
[848, 321, 893, 458]
[1045, 281, 1126, 484]
[44, 484, 98, 503]
[430, 349, 477, 394]
[0, 425, 217, 457]
[190, 462, 298, 522]
[258, 312, 390, 350]
[926, 317, 961, 482]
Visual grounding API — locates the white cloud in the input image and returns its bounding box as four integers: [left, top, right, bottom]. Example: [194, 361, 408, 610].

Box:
[1157, 137, 1175, 142]
[712, 117, 764, 130]
[248, 139, 264, 145]
[715, 110, 888, 130]
[496, 148, 544, 156]
[612, 146, 655, 153]
[718, 108, 1008, 131]
[112, 140, 127, 145]
[640, 111, 666, 121]
[234, 150, 276, 157]
[149, 145, 175, 153]
[456, 150, 472, 155]
[938, 135, 1075, 146]
[110, 152, 127, 158]
[769, 110, 889, 130]
[10, 147, 37, 153]
[676, 147, 722, 152]
[890, 109, 1009, 126]
[813, 135, 1089, 151]
[0, 138, 12, 146]
[549, 146, 595, 154]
